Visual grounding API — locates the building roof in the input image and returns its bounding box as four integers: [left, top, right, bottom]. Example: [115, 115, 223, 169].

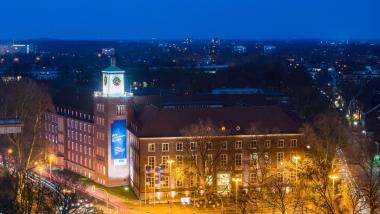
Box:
[102, 65, 125, 73]
[136, 105, 302, 138]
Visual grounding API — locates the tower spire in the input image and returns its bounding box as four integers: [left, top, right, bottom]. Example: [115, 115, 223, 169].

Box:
[111, 57, 116, 66]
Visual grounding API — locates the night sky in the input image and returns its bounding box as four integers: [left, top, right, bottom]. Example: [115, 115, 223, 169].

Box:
[1, 0, 379, 40]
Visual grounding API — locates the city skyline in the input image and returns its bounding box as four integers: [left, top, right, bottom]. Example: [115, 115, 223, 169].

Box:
[0, 0, 379, 40]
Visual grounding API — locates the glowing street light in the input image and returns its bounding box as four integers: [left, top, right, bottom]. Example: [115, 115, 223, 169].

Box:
[7, 148, 13, 155]
[232, 177, 241, 213]
[48, 155, 55, 178]
[329, 175, 339, 195]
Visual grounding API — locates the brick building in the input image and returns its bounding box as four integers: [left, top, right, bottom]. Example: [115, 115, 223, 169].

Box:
[43, 62, 304, 200]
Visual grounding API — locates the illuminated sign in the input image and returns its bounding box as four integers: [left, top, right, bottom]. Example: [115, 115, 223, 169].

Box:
[111, 120, 127, 165]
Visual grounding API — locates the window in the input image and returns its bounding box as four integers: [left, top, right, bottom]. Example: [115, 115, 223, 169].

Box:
[250, 173, 257, 184]
[290, 170, 297, 182]
[162, 143, 169, 152]
[250, 140, 257, 149]
[277, 172, 284, 183]
[162, 176, 169, 188]
[250, 153, 258, 168]
[162, 156, 169, 167]
[206, 142, 213, 150]
[191, 155, 197, 167]
[176, 155, 183, 167]
[116, 105, 125, 115]
[264, 152, 271, 164]
[148, 143, 155, 152]
[148, 156, 155, 168]
[235, 153, 242, 169]
[221, 141, 228, 150]
[277, 152, 284, 168]
[264, 140, 271, 148]
[176, 179, 183, 187]
[290, 139, 298, 148]
[190, 142, 197, 151]
[277, 139, 284, 148]
[235, 141, 242, 149]
[176, 142, 183, 151]
[148, 177, 154, 188]
[220, 154, 228, 167]
[190, 176, 196, 187]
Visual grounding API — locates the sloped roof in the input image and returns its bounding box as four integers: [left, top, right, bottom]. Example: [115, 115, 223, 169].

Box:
[136, 105, 301, 138]
[102, 65, 125, 73]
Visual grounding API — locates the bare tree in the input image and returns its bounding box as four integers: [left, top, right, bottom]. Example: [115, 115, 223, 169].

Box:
[180, 119, 228, 204]
[0, 80, 53, 213]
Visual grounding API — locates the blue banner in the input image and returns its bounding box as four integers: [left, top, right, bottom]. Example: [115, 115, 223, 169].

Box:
[111, 120, 127, 160]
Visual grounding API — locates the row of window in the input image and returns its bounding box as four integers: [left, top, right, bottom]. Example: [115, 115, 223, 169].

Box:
[67, 119, 93, 134]
[148, 139, 298, 153]
[67, 151, 92, 168]
[67, 141, 93, 156]
[147, 152, 293, 169]
[67, 131, 93, 145]
[95, 116, 105, 126]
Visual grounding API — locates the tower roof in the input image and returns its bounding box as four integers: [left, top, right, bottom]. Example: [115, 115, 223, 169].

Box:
[102, 65, 125, 73]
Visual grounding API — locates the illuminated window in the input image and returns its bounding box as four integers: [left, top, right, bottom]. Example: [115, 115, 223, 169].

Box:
[250, 153, 258, 168]
[277, 139, 284, 148]
[162, 176, 169, 188]
[290, 139, 298, 148]
[277, 172, 284, 183]
[220, 154, 228, 167]
[148, 143, 155, 152]
[176, 155, 183, 167]
[176, 179, 183, 187]
[235, 141, 242, 149]
[277, 152, 284, 168]
[162, 156, 169, 167]
[250, 173, 257, 184]
[148, 156, 155, 168]
[264, 140, 271, 148]
[176, 142, 183, 151]
[250, 140, 257, 149]
[235, 153, 242, 169]
[190, 142, 197, 151]
[191, 155, 197, 167]
[221, 141, 228, 150]
[148, 177, 154, 188]
[264, 152, 271, 164]
[162, 143, 169, 152]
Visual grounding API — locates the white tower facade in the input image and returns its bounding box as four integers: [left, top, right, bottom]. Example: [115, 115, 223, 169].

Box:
[102, 59, 125, 97]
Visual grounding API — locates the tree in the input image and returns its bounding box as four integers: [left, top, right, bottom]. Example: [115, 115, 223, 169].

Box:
[0, 79, 53, 213]
[301, 112, 349, 213]
[180, 119, 228, 204]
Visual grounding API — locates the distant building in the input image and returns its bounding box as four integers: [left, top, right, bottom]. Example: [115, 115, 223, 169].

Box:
[0, 43, 36, 55]
[263, 45, 276, 54]
[233, 45, 247, 54]
[101, 48, 115, 57]
[31, 67, 60, 80]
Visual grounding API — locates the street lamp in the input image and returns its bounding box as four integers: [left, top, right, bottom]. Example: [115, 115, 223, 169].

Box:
[232, 177, 241, 213]
[48, 155, 55, 178]
[7, 148, 13, 155]
[329, 175, 339, 196]
[292, 156, 301, 182]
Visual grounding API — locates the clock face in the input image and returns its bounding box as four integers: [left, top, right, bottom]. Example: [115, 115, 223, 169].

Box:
[104, 76, 107, 85]
[113, 77, 121, 86]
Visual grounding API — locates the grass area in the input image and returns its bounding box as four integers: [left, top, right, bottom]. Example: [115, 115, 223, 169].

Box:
[57, 169, 137, 200]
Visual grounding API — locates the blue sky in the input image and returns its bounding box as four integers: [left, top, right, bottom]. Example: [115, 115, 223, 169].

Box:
[0, 0, 379, 40]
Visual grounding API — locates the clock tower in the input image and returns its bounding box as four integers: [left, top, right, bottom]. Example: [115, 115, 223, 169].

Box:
[102, 58, 125, 97]
[94, 58, 132, 187]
